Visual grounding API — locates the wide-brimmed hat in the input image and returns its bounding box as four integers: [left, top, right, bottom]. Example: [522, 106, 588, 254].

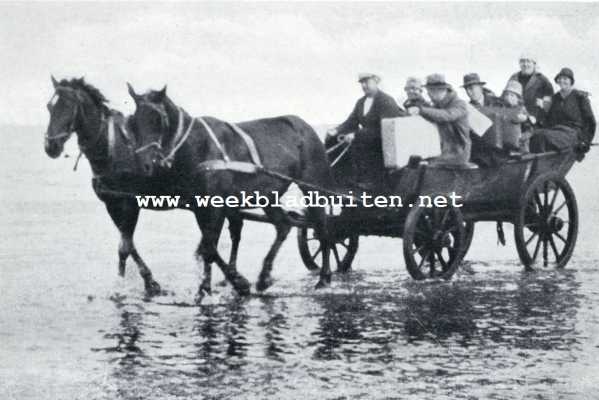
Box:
[554, 67, 575, 84]
[461, 73, 486, 88]
[503, 80, 523, 98]
[358, 73, 380, 83]
[404, 77, 423, 90]
[425, 73, 451, 89]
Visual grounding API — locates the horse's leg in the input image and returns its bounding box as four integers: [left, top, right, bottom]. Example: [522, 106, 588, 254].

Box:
[105, 199, 161, 296]
[256, 207, 292, 292]
[227, 214, 244, 270]
[309, 206, 332, 289]
[194, 209, 250, 303]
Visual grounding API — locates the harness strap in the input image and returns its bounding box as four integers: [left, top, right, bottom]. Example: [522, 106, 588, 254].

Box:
[197, 159, 260, 174]
[197, 117, 230, 162]
[160, 116, 196, 168]
[227, 122, 263, 167]
[107, 115, 115, 162]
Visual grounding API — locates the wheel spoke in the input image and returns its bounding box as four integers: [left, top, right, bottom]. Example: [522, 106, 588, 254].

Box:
[543, 182, 549, 208]
[411, 244, 425, 255]
[534, 191, 544, 212]
[555, 231, 567, 244]
[553, 200, 567, 215]
[548, 187, 559, 212]
[418, 250, 431, 270]
[440, 210, 450, 230]
[549, 235, 560, 261]
[543, 237, 548, 267]
[435, 249, 449, 270]
[311, 246, 322, 261]
[532, 236, 542, 261]
[525, 231, 538, 246]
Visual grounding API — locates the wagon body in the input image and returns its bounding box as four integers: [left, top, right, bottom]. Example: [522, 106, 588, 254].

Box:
[297, 149, 580, 280]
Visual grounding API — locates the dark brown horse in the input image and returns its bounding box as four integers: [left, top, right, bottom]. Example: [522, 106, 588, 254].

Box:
[44, 76, 246, 298]
[126, 84, 334, 296]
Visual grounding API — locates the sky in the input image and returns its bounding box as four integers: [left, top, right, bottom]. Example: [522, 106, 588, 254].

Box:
[1, 2, 599, 127]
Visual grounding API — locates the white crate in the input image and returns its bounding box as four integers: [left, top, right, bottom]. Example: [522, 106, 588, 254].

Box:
[381, 116, 440, 169]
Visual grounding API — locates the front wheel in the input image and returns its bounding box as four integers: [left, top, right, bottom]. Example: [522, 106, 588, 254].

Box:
[514, 172, 578, 269]
[403, 204, 466, 280]
[297, 227, 359, 272]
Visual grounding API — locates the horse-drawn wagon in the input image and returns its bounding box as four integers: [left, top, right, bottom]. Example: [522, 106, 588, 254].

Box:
[297, 147, 578, 281]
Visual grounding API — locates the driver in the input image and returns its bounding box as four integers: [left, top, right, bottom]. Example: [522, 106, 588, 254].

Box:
[326, 73, 405, 189]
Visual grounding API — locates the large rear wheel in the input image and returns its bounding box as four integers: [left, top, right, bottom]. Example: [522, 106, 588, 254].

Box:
[403, 204, 466, 280]
[514, 172, 578, 269]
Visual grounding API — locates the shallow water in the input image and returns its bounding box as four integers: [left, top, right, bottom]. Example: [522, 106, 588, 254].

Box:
[1, 126, 599, 399]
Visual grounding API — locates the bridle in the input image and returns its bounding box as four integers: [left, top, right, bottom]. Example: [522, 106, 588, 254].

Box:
[45, 86, 112, 170]
[134, 101, 193, 168]
[45, 90, 80, 142]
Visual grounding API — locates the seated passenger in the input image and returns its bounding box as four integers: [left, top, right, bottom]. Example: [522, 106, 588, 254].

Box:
[500, 80, 534, 152]
[461, 73, 501, 108]
[403, 77, 430, 109]
[326, 73, 406, 189]
[530, 68, 596, 158]
[509, 53, 554, 127]
[407, 74, 471, 166]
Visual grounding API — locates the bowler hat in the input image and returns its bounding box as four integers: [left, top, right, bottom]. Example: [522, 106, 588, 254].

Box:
[503, 80, 523, 98]
[425, 73, 451, 89]
[554, 67, 575, 84]
[461, 73, 486, 88]
[358, 73, 380, 83]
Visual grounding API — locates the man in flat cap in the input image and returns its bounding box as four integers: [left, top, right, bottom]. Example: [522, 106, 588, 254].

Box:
[327, 73, 405, 188]
[461, 73, 500, 109]
[508, 53, 554, 126]
[407, 74, 471, 165]
[403, 77, 430, 109]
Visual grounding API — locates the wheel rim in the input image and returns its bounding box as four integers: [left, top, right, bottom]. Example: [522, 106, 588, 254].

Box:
[404, 206, 465, 280]
[517, 176, 578, 268]
[297, 227, 358, 271]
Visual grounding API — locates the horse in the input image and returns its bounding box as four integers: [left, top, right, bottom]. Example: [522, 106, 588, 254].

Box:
[126, 84, 334, 296]
[43, 76, 245, 298]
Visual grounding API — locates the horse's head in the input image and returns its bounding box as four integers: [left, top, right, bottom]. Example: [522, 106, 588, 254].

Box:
[45, 76, 108, 159]
[45, 76, 83, 158]
[128, 83, 173, 176]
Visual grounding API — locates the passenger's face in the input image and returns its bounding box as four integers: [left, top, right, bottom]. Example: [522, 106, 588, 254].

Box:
[519, 59, 535, 75]
[503, 92, 519, 107]
[465, 85, 484, 101]
[557, 76, 573, 91]
[360, 78, 379, 96]
[427, 87, 448, 103]
[405, 86, 422, 99]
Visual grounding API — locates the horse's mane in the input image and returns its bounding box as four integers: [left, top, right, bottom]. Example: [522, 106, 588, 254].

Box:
[59, 78, 109, 108]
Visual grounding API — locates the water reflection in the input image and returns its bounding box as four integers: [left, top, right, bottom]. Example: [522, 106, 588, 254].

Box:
[94, 267, 584, 399]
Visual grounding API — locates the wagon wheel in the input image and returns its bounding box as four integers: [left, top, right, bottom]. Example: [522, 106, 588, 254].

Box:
[514, 172, 578, 269]
[297, 227, 359, 272]
[462, 221, 475, 258]
[403, 204, 466, 280]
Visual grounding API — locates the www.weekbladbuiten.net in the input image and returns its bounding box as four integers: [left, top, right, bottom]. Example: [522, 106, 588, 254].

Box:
[134, 191, 464, 210]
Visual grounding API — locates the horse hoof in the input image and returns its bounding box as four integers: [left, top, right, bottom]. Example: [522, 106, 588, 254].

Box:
[256, 276, 274, 292]
[233, 275, 251, 296]
[145, 280, 162, 297]
[315, 279, 330, 290]
[118, 265, 126, 277]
